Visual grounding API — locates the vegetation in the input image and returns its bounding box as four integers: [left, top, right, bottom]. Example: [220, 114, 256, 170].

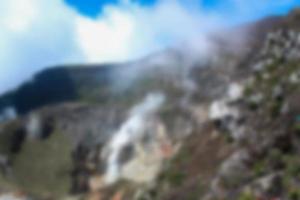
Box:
[12, 131, 72, 198]
[288, 188, 300, 200]
[238, 191, 256, 200]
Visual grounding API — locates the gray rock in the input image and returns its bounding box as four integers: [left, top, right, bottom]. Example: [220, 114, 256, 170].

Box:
[243, 173, 283, 197]
[272, 85, 284, 100]
[248, 93, 264, 105]
[289, 72, 300, 84]
[219, 149, 252, 185]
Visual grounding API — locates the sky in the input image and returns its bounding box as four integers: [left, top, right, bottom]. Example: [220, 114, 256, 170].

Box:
[0, 0, 300, 95]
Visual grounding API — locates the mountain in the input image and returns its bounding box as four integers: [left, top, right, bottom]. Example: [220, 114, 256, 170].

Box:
[0, 64, 116, 114]
[0, 8, 300, 200]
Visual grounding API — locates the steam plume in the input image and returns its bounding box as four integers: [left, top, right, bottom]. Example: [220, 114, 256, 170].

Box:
[104, 92, 165, 184]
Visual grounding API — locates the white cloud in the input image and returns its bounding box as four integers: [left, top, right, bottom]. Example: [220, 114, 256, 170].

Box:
[0, 0, 83, 94]
[1, 0, 38, 32]
[76, 7, 136, 62]
[0, 0, 298, 95]
[0, 0, 222, 95]
[75, 0, 223, 63]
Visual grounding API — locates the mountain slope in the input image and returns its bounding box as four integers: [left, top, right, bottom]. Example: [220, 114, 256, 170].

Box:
[0, 8, 300, 200]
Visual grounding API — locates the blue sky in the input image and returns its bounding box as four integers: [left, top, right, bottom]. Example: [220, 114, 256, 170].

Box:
[0, 0, 300, 95]
[65, 0, 300, 21]
[65, 0, 156, 17]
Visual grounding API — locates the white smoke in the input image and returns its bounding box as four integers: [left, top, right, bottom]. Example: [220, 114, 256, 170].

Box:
[26, 113, 42, 140]
[103, 92, 165, 184]
[0, 107, 17, 123]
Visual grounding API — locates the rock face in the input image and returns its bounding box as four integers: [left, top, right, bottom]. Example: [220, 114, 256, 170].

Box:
[0, 193, 30, 200]
[0, 8, 300, 200]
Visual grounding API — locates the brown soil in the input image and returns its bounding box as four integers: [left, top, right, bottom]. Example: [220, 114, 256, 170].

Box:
[162, 123, 234, 200]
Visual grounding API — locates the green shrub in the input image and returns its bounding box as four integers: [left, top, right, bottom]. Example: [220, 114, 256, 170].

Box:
[269, 100, 282, 118]
[167, 170, 186, 187]
[238, 191, 256, 200]
[253, 160, 266, 177]
[247, 101, 259, 111]
[267, 148, 284, 169]
[244, 86, 253, 97]
[285, 155, 300, 177]
[160, 167, 187, 187]
[294, 124, 300, 134]
[289, 189, 300, 200]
